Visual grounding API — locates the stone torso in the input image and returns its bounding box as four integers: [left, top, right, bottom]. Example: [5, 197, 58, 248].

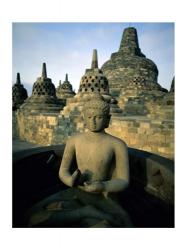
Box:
[74, 133, 115, 182]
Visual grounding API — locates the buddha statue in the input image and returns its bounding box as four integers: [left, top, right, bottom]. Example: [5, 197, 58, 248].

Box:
[27, 94, 132, 227]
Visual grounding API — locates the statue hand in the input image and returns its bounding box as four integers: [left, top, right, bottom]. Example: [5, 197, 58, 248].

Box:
[80, 181, 105, 193]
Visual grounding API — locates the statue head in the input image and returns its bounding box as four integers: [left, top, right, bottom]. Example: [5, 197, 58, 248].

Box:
[83, 95, 111, 132]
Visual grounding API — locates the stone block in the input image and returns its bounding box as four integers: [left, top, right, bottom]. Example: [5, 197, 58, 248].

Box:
[137, 127, 147, 134]
[110, 120, 120, 127]
[137, 134, 148, 142]
[77, 122, 84, 129]
[142, 146, 152, 152]
[48, 117, 58, 126]
[166, 134, 174, 143]
[158, 147, 169, 154]
[127, 121, 135, 127]
[148, 134, 166, 143]
[132, 121, 140, 127]
[151, 120, 163, 125]
[128, 128, 138, 133]
[169, 142, 174, 148]
[129, 137, 138, 145]
[146, 129, 155, 135]
[140, 122, 151, 129]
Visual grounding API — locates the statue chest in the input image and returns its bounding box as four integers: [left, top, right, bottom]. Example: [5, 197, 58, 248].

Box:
[75, 142, 114, 180]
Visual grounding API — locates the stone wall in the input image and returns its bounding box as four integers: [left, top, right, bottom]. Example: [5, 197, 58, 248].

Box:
[13, 111, 19, 138]
[17, 112, 59, 146]
[117, 90, 174, 120]
[15, 111, 174, 160]
[16, 111, 84, 146]
[106, 117, 174, 160]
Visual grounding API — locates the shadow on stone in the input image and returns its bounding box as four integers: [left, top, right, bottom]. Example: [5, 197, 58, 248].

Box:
[13, 145, 174, 228]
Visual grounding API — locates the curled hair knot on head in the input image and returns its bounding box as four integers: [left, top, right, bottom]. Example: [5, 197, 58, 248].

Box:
[83, 95, 110, 115]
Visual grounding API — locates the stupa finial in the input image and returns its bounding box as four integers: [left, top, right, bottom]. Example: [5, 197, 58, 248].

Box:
[42, 63, 47, 78]
[16, 72, 21, 84]
[65, 74, 68, 82]
[119, 27, 144, 56]
[91, 49, 98, 69]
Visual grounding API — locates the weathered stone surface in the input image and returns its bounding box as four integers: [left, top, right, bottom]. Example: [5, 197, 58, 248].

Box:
[13, 27, 174, 161]
[16, 110, 174, 159]
[61, 49, 122, 120]
[13, 144, 174, 228]
[79, 49, 110, 96]
[26, 95, 132, 228]
[12, 73, 28, 110]
[20, 63, 64, 113]
[13, 111, 19, 138]
[106, 116, 174, 159]
[170, 76, 175, 92]
[56, 74, 75, 102]
[101, 27, 164, 97]
[117, 86, 174, 120]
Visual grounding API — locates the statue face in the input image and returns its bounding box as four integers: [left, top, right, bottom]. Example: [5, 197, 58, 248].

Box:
[85, 109, 110, 132]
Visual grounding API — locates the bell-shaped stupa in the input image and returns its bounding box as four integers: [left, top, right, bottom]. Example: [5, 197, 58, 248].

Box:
[79, 49, 109, 96]
[56, 74, 75, 101]
[61, 50, 122, 118]
[61, 49, 122, 120]
[20, 63, 63, 113]
[12, 73, 28, 110]
[101, 27, 163, 97]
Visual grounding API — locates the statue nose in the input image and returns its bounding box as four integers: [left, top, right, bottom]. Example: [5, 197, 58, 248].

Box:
[91, 117, 96, 124]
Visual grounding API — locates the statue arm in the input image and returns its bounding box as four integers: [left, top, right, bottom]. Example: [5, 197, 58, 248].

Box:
[59, 138, 78, 187]
[102, 141, 129, 193]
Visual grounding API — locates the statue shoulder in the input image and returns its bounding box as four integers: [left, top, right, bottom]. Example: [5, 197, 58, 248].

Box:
[106, 133, 128, 149]
[66, 133, 85, 145]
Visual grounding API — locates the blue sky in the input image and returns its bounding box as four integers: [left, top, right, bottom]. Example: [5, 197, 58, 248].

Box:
[12, 22, 174, 94]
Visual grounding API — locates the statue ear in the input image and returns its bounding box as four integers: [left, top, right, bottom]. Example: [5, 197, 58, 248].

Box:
[105, 114, 111, 128]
